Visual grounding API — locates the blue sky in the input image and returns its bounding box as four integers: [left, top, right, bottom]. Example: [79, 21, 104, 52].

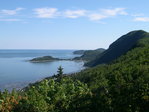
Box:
[0, 0, 149, 49]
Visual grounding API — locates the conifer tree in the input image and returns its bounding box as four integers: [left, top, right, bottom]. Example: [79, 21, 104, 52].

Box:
[57, 66, 63, 80]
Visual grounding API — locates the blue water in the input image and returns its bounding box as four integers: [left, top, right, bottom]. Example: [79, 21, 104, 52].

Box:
[0, 50, 84, 90]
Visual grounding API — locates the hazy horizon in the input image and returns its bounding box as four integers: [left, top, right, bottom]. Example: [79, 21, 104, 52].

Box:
[0, 48, 98, 50]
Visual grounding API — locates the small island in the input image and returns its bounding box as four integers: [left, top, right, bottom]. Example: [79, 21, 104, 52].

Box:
[30, 56, 61, 62]
[30, 48, 106, 63]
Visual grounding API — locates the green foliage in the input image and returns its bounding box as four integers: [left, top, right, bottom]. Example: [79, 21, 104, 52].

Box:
[57, 66, 63, 79]
[73, 48, 105, 61]
[73, 50, 86, 55]
[0, 30, 149, 112]
[86, 30, 149, 66]
[0, 89, 24, 112]
[53, 66, 64, 81]
[73, 34, 149, 112]
[0, 78, 92, 112]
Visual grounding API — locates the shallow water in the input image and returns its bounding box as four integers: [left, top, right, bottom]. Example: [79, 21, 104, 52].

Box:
[0, 50, 84, 90]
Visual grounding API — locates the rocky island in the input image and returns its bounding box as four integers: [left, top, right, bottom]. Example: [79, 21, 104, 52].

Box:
[30, 56, 61, 62]
[29, 48, 106, 63]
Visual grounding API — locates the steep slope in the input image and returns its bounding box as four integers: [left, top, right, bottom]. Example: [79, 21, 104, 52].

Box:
[86, 30, 149, 67]
[72, 34, 149, 112]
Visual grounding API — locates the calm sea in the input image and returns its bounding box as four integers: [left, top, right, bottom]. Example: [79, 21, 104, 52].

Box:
[0, 50, 84, 91]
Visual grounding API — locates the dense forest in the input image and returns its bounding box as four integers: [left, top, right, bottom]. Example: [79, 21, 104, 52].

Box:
[73, 48, 105, 61]
[86, 30, 149, 66]
[0, 30, 149, 112]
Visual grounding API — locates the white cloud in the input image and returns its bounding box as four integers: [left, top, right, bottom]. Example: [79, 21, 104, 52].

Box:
[0, 7, 127, 23]
[0, 8, 24, 15]
[64, 10, 87, 18]
[63, 8, 127, 20]
[34, 8, 58, 18]
[134, 17, 149, 22]
[0, 19, 21, 22]
[33, 7, 127, 21]
[88, 13, 107, 21]
[88, 8, 127, 21]
[102, 8, 127, 16]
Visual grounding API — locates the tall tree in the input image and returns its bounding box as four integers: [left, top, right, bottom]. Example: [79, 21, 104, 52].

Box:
[57, 66, 64, 80]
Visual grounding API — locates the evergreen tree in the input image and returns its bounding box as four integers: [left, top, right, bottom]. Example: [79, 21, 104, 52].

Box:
[57, 66, 64, 80]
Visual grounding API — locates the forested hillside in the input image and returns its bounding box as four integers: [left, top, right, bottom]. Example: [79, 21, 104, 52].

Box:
[73, 48, 105, 61]
[86, 30, 149, 67]
[73, 33, 149, 111]
[0, 30, 149, 112]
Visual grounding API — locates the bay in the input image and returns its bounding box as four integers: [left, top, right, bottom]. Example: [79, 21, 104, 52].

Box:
[0, 50, 84, 91]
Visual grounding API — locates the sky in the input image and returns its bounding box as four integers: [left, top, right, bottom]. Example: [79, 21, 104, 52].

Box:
[0, 0, 149, 50]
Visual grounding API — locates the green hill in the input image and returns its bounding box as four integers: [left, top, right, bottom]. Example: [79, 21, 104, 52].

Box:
[73, 48, 105, 61]
[0, 30, 149, 112]
[72, 32, 149, 111]
[86, 30, 149, 66]
[73, 50, 86, 55]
